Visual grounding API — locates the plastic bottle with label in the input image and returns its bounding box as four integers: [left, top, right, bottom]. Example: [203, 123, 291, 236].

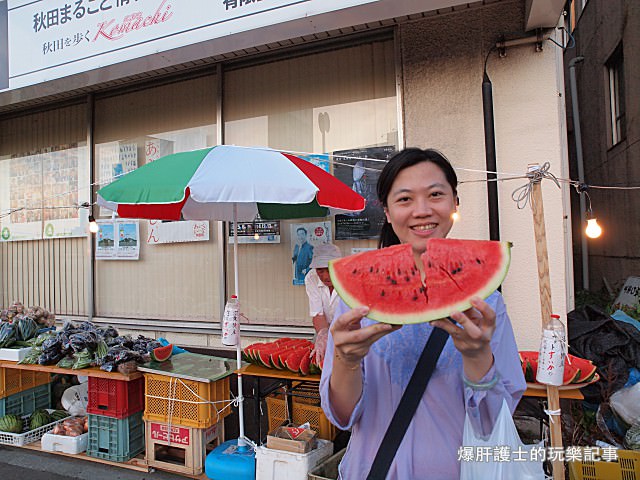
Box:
[536, 313, 566, 386]
[222, 295, 239, 346]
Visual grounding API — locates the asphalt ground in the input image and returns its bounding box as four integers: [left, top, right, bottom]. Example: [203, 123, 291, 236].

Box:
[0, 445, 188, 480]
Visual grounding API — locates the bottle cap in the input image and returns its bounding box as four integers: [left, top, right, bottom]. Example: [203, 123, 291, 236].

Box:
[231, 295, 238, 299]
[550, 314, 560, 319]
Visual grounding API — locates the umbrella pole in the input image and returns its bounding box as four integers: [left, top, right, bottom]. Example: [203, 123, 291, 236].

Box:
[233, 204, 248, 449]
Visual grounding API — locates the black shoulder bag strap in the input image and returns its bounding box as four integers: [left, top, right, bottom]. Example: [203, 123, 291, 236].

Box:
[366, 325, 451, 480]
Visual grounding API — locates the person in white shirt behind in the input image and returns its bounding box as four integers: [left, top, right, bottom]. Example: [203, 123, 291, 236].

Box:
[305, 243, 342, 366]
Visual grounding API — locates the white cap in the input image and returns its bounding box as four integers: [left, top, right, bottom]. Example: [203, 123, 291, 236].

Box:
[309, 243, 342, 269]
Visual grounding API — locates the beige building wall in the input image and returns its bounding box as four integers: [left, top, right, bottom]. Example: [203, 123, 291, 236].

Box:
[401, 2, 573, 350]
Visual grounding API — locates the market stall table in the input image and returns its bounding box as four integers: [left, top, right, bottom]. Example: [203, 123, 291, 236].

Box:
[235, 363, 321, 443]
[0, 359, 148, 471]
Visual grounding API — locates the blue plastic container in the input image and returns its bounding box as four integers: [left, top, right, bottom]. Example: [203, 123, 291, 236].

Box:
[0, 383, 51, 416]
[205, 439, 256, 480]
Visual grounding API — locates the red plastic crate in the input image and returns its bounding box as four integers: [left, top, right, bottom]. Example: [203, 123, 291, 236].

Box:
[86, 376, 144, 419]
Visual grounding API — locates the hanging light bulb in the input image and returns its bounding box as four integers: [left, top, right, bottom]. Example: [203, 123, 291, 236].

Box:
[88, 215, 99, 234]
[253, 232, 260, 240]
[585, 217, 602, 239]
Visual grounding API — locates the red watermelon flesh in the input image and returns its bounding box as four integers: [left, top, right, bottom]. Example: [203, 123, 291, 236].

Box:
[299, 352, 311, 376]
[255, 346, 280, 368]
[269, 351, 284, 369]
[285, 350, 308, 373]
[567, 354, 598, 383]
[329, 239, 511, 324]
[519, 351, 538, 382]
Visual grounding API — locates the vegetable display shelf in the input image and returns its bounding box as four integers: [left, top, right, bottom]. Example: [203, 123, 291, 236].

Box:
[0, 357, 232, 479]
[0, 360, 150, 473]
[0, 360, 143, 381]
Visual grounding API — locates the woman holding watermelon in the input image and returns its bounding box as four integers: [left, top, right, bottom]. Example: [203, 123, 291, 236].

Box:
[319, 148, 526, 479]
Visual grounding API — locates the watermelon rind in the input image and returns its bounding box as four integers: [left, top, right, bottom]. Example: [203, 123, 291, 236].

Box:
[329, 239, 512, 324]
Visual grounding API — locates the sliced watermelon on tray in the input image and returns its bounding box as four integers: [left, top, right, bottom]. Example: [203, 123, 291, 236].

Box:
[329, 238, 511, 324]
[519, 351, 597, 385]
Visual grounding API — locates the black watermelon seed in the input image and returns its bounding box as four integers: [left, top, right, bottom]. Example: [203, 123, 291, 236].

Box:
[405, 276, 410, 282]
[369, 266, 374, 273]
[412, 296, 418, 301]
[476, 258, 481, 264]
[380, 290, 385, 297]
[390, 279, 397, 285]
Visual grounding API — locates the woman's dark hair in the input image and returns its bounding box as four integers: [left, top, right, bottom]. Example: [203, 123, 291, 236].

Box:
[377, 148, 458, 248]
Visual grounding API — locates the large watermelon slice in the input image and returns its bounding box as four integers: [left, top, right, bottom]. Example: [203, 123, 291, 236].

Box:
[519, 351, 594, 384]
[329, 238, 511, 324]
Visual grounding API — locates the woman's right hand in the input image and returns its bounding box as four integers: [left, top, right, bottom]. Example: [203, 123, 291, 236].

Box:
[330, 305, 400, 369]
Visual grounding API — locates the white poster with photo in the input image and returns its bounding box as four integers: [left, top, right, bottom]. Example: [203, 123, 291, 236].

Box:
[147, 220, 209, 245]
[96, 220, 140, 260]
[117, 221, 140, 259]
[290, 221, 332, 286]
[95, 221, 116, 259]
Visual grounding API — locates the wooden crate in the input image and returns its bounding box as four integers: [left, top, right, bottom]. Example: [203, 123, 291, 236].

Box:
[145, 419, 224, 476]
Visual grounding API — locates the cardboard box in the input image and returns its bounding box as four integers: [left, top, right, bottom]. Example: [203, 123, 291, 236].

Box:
[266, 426, 317, 453]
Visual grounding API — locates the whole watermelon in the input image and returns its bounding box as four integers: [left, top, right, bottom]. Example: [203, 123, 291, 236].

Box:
[0, 414, 24, 433]
[29, 409, 53, 430]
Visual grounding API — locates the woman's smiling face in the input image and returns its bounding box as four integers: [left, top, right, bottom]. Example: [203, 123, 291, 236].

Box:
[383, 161, 457, 257]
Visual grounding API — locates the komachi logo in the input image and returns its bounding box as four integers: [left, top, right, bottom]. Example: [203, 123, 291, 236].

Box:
[93, 0, 173, 42]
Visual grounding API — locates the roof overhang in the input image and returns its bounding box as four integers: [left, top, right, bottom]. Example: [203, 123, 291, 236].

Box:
[525, 0, 565, 30]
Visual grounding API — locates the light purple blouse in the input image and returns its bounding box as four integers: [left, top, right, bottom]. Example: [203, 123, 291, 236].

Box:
[320, 291, 526, 480]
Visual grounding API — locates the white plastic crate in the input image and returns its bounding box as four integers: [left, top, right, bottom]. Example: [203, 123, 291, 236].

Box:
[0, 347, 32, 362]
[41, 431, 89, 454]
[256, 438, 333, 480]
[0, 411, 65, 447]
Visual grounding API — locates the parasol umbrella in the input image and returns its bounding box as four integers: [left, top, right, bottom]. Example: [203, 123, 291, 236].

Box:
[96, 144, 365, 449]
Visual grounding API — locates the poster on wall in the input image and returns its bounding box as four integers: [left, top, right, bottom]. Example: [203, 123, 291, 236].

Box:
[290, 221, 332, 285]
[145, 138, 174, 164]
[98, 142, 138, 216]
[298, 153, 330, 173]
[147, 220, 209, 245]
[96, 220, 140, 260]
[0, 144, 89, 241]
[228, 217, 281, 244]
[333, 146, 395, 240]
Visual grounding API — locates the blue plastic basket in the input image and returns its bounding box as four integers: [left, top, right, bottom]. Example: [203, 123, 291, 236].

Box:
[0, 383, 51, 417]
[86, 412, 145, 462]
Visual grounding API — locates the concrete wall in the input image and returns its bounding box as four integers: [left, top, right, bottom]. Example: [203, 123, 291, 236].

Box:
[400, 1, 573, 349]
[567, 0, 640, 293]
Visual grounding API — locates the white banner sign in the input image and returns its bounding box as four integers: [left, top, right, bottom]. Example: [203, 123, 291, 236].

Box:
[147, 219, 209, 244]
[2, 0, 377, 92]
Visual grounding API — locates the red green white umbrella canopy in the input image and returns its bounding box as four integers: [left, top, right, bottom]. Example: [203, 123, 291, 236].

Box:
[96, 144, 365, 221]
[96, 144, 366, 449]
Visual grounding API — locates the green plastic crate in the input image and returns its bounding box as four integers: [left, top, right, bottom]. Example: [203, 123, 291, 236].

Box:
[86, 412, 144, 463]
[0, 383, 51, 417]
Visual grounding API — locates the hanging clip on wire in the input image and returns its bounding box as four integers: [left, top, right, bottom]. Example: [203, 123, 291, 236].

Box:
[511, 162, 561, 209]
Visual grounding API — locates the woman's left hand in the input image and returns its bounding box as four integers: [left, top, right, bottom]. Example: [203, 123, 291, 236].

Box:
[431, 296, 496, 361]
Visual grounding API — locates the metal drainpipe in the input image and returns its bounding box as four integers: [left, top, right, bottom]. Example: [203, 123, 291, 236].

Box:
[568, 56, 587, 290]
[482, 72, 500, 242]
